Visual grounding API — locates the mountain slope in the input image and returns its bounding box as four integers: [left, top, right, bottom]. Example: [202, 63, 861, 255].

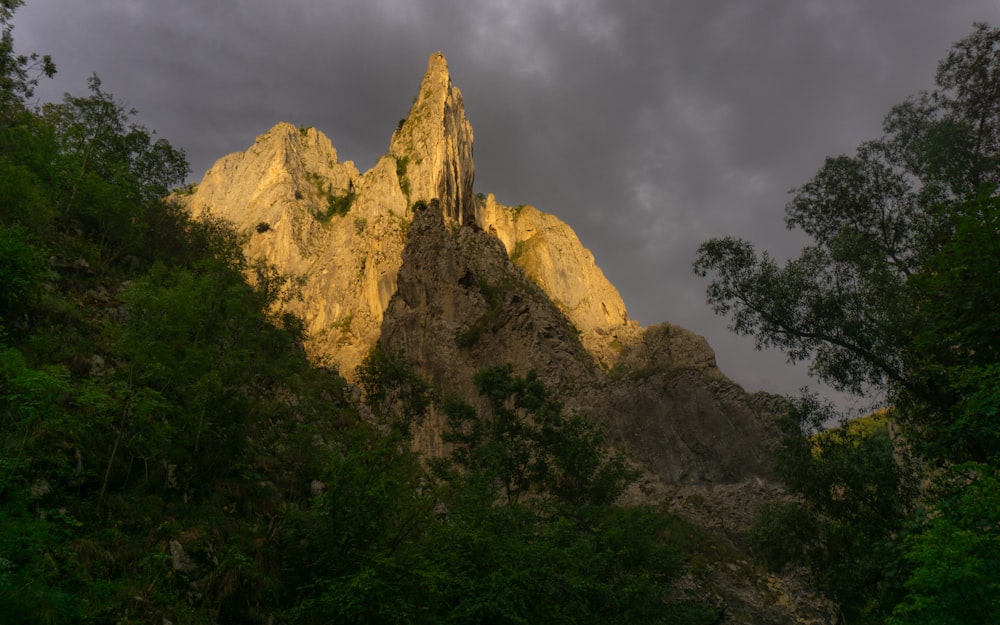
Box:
[174, 52, 778, 485]
[166, 50, 841, 624]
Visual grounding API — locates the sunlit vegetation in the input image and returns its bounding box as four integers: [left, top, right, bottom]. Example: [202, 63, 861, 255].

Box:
[395, 154, 410, 198]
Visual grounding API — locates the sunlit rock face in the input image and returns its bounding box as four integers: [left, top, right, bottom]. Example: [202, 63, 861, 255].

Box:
[389, 51, 477, 227]
[176, 51, 778, 487]
[481, 194, 629, 335]
[179, 50, 477, 377]
[182, 120, 406, 376]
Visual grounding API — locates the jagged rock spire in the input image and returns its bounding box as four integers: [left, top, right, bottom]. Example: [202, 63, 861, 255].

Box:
[390, 51, 478, 227]
[177, 51, 782, 498]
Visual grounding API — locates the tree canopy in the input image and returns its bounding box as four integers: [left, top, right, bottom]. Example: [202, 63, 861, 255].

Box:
[696, 22, 1000, 624]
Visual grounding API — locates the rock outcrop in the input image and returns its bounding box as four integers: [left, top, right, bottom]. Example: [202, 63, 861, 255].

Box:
[180, 53, 481, 376]
[482, 195, 629, 335]
[182, 121, 407, 373]
[379, 200, 777, 483]
[390, 52, 477, 227]
[170, 50, 824, 624]
[175, 51, 777, 485]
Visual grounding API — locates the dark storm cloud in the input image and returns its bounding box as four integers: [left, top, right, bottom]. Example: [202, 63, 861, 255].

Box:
[12, 0, 1000, 405]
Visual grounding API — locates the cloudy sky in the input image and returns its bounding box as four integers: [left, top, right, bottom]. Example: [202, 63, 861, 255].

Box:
[11, 0, 999, 408]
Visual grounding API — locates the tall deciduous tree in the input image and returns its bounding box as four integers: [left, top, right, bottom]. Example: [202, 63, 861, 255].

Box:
[0, 0, 55, 126]
[695, 22, 1000, 623]
[693, 22, 1000, 462]
[37, 75, 189, 264]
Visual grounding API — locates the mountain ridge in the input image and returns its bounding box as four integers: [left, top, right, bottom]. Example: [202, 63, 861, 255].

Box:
[174, 51, 778, 486]
[166, 50, 837, 624]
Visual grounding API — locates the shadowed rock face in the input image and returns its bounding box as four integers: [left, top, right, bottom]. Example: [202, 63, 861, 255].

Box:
[379, 201, 778, 484]
[176, 51, 778, 486]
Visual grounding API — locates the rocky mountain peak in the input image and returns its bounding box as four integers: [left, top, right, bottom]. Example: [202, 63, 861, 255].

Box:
[167, 55, 826, 624]
[389, 51, 477, 227]
[175, 55, 779, 490]
[185, 122, 357, 231]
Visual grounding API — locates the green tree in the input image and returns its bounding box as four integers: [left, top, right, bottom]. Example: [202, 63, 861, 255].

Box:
[749, 399, 917, 622]
[888, 463, 1000, 625]
[693, 24, 1000, 460]
[903, 191, 1000, 461]
[0, 0, 55, 126]
[441, 364, 638, 507]
[1, 0, 57, 231]
[0, 224, 45, 321]
[0, 342, 84, 625]
[40, 75, 189, 264]
[43, 75, 188, 204]
[356, 344, 435, 436]
[286, 423, 435, 625]
[696, 23, 1000, 622]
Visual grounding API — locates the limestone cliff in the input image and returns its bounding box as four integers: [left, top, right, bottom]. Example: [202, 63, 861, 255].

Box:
[390, 52, 477, 227]
[175, 51, 776, 485]
[172, 51, 826, 624]
[178, 54, 482, 376]
[181, 122, 410, 374]
[482, 195, 628, 335]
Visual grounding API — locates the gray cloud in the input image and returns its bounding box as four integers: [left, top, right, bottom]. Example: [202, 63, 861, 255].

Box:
[12, 0, 999, 408]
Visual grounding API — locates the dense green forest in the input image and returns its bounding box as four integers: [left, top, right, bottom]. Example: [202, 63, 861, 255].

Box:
[696, 23, 1000, 625]
[0, 2, 716, 623]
